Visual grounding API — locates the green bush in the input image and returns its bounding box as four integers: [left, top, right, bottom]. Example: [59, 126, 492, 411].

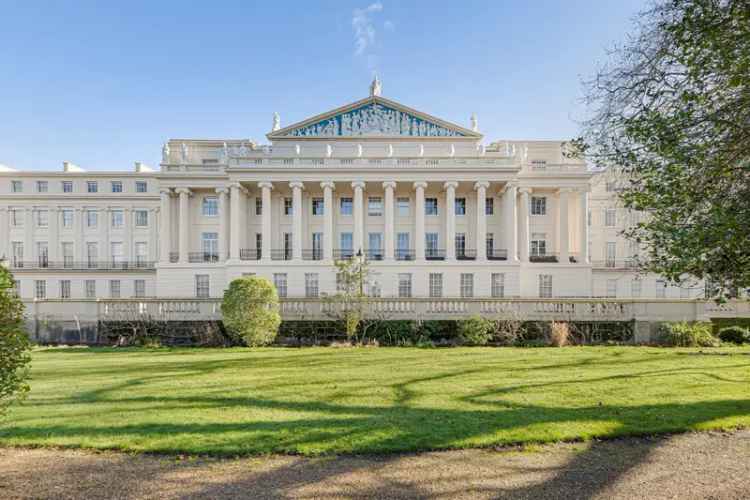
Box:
[457, 315, 494, 346]
[718, 326, 750, 345]
[658, 322, 718, 347]
[221, 276, 281, 347]
[0, 265, 31, 416]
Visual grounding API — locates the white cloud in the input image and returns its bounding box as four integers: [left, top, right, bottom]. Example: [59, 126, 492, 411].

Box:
[352, 3, 383, 56]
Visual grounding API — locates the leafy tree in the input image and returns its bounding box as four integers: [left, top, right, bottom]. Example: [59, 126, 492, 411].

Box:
[221, 276, 281, 346]
[324, 254, 378, 342]
[0, 264, 31, 416]
[572, 0, 750, 298]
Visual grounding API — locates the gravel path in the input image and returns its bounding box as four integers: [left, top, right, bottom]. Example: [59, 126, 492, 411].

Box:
[1, 430, 749, 499]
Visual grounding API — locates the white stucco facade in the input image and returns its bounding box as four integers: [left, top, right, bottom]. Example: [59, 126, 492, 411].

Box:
[0, 86, 707, 305]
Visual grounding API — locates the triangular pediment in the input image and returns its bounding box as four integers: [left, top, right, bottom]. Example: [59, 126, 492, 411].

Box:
[268, 96, 481, 140]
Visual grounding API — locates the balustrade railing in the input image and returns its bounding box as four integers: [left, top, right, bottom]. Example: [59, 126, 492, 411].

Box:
[188, 252, 219, 263]
[10, 260, 156, 271]
[302, 249, 324, 261]
[271, 249, 293, 261]
[239, 248, 261, 261]
[591, 259, 637, 269]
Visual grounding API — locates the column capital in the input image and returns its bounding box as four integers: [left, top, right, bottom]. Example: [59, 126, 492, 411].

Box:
[351, 180, 366, 189]
[258, 181, 273, 190]
[382, 181, 397, 190]
[289, 181, 305, 190]
[413, 181, 428, 190]
[443, 181, 459, 190]
[519, 187, 533, 195]
[473, 181, 490, 190]
[215, 186, 229, 195]
[175, 187, 192, 196]
[558, 187, 575, 194]
[159, 188, 172, 196]
[229, 182, 248, 194]
[320, 181, 336, 190]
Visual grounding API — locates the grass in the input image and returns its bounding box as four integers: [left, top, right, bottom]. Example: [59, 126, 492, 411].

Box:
[1, 346, 749, 456]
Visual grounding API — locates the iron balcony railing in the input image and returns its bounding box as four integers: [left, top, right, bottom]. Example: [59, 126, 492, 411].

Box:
[188, 252, 219, 263]
[425, 248, 446, 261]
[591, 259, 637, 269]
[169, 252, 179, 263]
[395, 249, 415, 261]
[456, 248, 477, 261]
[487, 248, 509, 261]
[271, 249, 293, 261]
[302, 249, 324, 261]
[365, 249, 384, 261]
[10, 260, 156, 271]
[239, 248, 261, 261]
[333, 249, 355, 260]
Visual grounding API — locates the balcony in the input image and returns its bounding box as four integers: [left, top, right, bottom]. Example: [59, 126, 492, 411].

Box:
[487, 248, 508, 261]
[239, 249, 261, 261]
[592, 259, 638, 269]
[395, 249, 415, 261]
[9, 260, 156, 271]
[456, 249, 477, 261]
[188, 252, 219, 263]
[302, 249, 324, 261]
[169, 252, 179, 263]
[365, 249, 384, 261]
[333, 249, 354, 260]
[271, 249, 292, 261]
[426, 249, 446, 261]
[529, 253, 580, 264]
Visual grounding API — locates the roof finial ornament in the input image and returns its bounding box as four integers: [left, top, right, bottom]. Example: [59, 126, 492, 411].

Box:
[370, 74, 382, 97]
[470, 113, 479, 132]
[272, 112, 281, 132]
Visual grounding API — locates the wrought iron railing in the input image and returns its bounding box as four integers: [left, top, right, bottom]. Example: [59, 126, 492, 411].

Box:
[239, 248, 261, 261]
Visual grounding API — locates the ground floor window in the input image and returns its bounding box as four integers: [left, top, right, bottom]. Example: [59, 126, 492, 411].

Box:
[134, 279, 146, 298]
[539, 274, 552, 298]
[305, 273, 319, 298]
[110, 280, 121, 299]
[195, 275, 209, 298]
[398, 273, 412, 298]
[491, 273, 505, 298]
[460, 273, 474, 298]
[429, 273, 443, 298]
[59, 280, 71, 299]
[606, 279, 618, 298]
[274, 273, 288, 297]
[35, 280, 46, 299]
[85, 280, 96, 299]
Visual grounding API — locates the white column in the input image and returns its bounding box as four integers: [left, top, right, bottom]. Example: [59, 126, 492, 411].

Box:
[321, 181, 335, 260]
[383, 181, 396, 260]
[504, 183, 518, 262]
[176, 188, 191, 264]
[558, 188, 571, 263]
[290, 181, 304, 260]
[444, 181, 458, 260]
[352, 181, 365, 253]
[159, 189, 171, 263]
[216, 187, 228, 261]
[474, 181, 489, 260]
[24, 208, 33, 266]
[123, 207, 132, 262]
[48, 208, 59, 263]
[101, 208, 110, 265]
[229, 184, 243, 261]
[413, 181, 427, 261]
[579, 188, 590, 263]
[259, 182, 273, 261]
[0, 208, 7, 260]
[75, 208, 85, 262]
[519, 187, 532, 262]
[150, 208, 159, 262]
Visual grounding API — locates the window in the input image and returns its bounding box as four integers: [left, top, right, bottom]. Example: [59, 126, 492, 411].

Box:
[10, 209, 23, 226]
[37, 181, 48, 193]
[531, 196, 546, 215]
[283, 232, 292, 259]
[12, 242, 23, 267]
[455, 233, 466, 257]
[425, 233, 439, 256]
[61, 242, 74, 267]
[460, 273, 474, 298]
[425, 197, 438, 215]
[340, 197, 353, 215]
[35, 280, 46, 299]
[455, 197, 466, 215]
[62, 209, 73, 228]
[531, 233, 547, 256]
[491, 273, 505, 298]
[62, 181, 73, 193]
[36, 242, 48, 267]
[202, 232, 218, 260]
[135, 242, 148, 265]
[110, 242, 123, 265]
[606, 242, 617, 267]
[134, 209, 148, 227]
[312, 233, 323, 259]
[656, 280, 667, 298]
[11, 180, 23, 193]
[368, 197, 383, 216]
[605, 208, 616, 227]
[485, 197, 494, 215]
[87, 181, 98, 193]
[312, 197, 324, 215]
[134, 279, 146, 298]
[429, 273, 443, 298]
[86, 242, 98, 267]
[36, 209, 48, 227]
[284, 197, 293, 216]
[255, 233, 262, 256]
[111, 209, 123, 228]
[255, 197, 262, 215]
[274, 273, 288, 297]
[606, 279, 618, 298]
[398, 273, 412, 298]
[396, 232, 410, 260]
[305, 273, 319, 298]
[135, 181, 147, 193]
[86, 209, 98, 228]
[195, 275, 209, 298]
[111, 181, 123, 193]
[340, 232, 353, 253]
[60, 280, 71, 299]
[368, 233, 382, 256]
[539, 274, 553, 298]
[397, 197, 410, 216]
[202, 196, 218, 216]
[486, 233, 494, 257]
[631, 279, 642, 298]
[85, 280, 96, 299]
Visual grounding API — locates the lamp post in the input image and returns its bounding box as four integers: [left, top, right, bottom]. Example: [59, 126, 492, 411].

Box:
[356, 249, 364, 297]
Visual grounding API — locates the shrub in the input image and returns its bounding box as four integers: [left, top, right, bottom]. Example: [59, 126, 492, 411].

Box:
[658, 322, 718, 347]
[548, 321, 571, 347]
[457, 315, 494, 346]
[718, 326, 750, 345]
[221, 276, 281, 347]
[0, 265, 31, 416]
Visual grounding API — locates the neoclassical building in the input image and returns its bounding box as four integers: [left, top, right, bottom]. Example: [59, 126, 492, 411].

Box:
[0, 81, 709, 311]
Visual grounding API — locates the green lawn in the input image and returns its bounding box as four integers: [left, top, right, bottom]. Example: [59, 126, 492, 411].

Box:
[1, 346, 749, 456]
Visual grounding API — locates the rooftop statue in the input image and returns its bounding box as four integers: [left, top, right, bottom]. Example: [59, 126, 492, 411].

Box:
[272, 112, 281, 132]
[161, 142, 170, 163]
[370, 75, 382, 97]
[470, 113, 479, 132]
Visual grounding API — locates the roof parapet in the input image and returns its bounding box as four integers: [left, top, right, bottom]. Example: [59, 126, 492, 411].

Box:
[62, 161, 85, 173]
[134, 162, 154, 173]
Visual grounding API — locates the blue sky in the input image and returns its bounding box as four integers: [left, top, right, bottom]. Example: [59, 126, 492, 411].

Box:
[0, 0, 646, 171]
